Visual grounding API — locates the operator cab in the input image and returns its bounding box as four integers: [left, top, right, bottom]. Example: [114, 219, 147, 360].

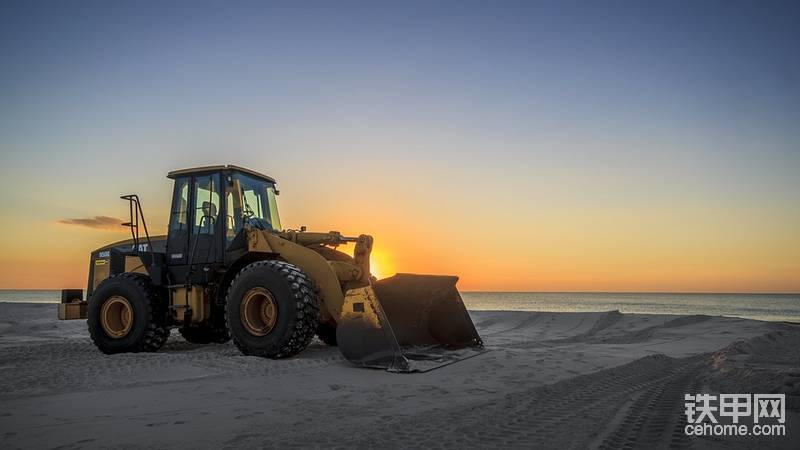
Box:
[165, 165, 281, 279]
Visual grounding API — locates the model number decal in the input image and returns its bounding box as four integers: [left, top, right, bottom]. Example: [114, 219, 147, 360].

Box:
[98, 251, 110, 258]
[170, 253, 183, 259]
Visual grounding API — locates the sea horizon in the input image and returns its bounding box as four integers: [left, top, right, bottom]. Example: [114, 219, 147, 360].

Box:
[3, 289, 797, 324]
[1, 288, 797, 295]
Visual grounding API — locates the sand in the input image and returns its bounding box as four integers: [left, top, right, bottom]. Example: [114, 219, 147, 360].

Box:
[0, 303, 797, 449]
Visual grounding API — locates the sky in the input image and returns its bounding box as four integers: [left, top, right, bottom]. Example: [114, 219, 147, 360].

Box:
[0, 0, 798, 292]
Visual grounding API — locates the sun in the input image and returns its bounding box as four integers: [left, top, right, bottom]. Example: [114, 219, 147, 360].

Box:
[369, 249, 394, 280]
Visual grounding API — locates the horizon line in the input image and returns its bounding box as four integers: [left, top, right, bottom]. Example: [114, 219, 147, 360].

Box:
[1, 288, 797, 296]
[460, 290, 800, 295]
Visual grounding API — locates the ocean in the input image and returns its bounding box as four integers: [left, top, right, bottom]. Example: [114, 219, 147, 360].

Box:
[462, 292, 800, 323]
[1, 290, 798, 323]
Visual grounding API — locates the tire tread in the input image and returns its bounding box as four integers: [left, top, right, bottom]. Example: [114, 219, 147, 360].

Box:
[225, 260, 320, 358]
[88, 272, 169, 353]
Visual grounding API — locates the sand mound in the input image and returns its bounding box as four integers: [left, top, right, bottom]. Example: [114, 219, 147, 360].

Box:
[705, 329, 800, 411]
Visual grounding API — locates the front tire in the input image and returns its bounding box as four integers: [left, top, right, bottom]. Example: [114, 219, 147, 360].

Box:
[225, 260, 320, 358]
[88, 273, 169, 354]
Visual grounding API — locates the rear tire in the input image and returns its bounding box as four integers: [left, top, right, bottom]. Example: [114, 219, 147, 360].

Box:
[88, 273, 169, 354]
[225, 260, 320, 358]
[316, 320, 338, 346]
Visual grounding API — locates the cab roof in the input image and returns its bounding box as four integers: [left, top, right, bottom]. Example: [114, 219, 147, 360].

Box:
[167, 165, 276, 183]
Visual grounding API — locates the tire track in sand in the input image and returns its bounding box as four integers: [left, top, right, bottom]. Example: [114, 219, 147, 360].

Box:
[251, 353, 704, 449]
[0, 336, 345, 400]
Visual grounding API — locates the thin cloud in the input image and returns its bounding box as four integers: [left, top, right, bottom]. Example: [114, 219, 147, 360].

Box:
[58, 216, 127, 231]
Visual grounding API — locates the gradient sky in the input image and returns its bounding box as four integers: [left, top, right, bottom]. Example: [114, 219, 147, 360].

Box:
[1, 0, 798, 292]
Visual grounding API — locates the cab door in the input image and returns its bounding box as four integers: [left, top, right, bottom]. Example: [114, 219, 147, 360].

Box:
[188, 173, 223, 266]
[166, 173, 224, 280]
[166, 176, 191, 265]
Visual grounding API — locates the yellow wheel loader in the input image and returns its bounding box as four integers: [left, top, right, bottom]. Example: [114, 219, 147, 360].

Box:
[59, 165, 483, 372]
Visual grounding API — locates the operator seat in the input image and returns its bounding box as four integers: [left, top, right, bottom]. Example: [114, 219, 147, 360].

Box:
[200, 201, 217, 234]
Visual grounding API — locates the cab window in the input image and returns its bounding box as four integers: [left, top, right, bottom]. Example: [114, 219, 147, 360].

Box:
[169, 177, 190, 232]
[225, 173, 282, 238]
[193, 174, 220, 235]
[225, 184, 241, 244]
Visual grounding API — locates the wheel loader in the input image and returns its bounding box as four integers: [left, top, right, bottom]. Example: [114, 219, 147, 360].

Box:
[59, 165, 483, 372]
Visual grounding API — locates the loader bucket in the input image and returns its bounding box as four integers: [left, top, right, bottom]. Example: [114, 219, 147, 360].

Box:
[336, 274, 484, 372]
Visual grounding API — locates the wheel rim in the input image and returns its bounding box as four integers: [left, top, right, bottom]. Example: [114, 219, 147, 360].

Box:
[241, 287, 278, 336]
[100, 295, 133, 338]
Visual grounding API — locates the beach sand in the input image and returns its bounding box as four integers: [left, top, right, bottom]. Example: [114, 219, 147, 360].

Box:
[0, 302, 797, 449]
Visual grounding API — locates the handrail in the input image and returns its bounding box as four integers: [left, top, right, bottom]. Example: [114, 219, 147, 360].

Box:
[120, 194, 154, 259]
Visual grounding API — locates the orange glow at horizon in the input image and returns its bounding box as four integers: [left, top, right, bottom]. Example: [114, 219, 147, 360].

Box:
[0, 217, 798, 293]
[0, 161, 797, 293]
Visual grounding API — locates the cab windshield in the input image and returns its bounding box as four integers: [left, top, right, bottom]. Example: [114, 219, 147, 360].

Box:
[226, 173, 282, 237]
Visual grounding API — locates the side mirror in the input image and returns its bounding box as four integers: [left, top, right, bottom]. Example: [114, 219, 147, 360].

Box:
[300, 226, 307, 232]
